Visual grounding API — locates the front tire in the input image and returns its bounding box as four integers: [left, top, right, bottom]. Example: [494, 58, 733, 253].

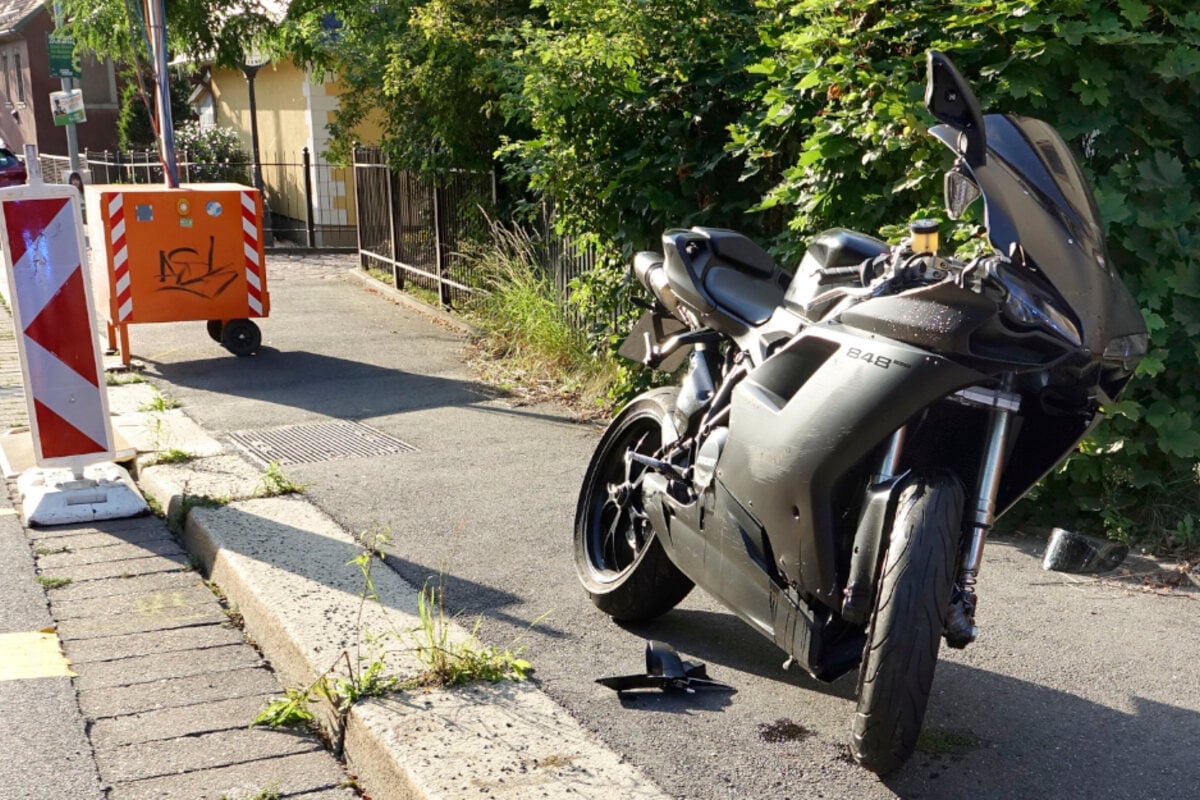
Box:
[574, 388, 693, 622]
[851, 470, 965, 775]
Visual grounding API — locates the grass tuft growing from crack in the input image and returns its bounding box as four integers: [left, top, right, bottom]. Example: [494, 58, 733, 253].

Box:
[251, 527, 539, 756]
[36, 575, 72, 589]
[255, 461, 308, 497]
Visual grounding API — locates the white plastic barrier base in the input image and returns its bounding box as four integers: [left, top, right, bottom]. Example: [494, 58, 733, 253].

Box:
[18, 462, 148, 526]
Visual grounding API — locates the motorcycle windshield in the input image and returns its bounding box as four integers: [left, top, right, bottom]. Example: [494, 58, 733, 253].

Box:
[933, 114, 1146, 351]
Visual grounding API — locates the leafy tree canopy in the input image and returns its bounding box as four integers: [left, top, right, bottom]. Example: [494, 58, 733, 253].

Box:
[58, 0, 279, 69]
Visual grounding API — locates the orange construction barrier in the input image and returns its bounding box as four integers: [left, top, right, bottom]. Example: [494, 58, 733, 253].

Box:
[85, 183, 270, 364]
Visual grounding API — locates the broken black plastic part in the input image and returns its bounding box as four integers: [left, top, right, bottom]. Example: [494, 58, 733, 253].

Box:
[596, 640, 735, 694]
[1042, 527, 1129, 574]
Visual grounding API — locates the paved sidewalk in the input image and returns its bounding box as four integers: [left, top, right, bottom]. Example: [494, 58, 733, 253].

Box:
[0, 301, 356, 799]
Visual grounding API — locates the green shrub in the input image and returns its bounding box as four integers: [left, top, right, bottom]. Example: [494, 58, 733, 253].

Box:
[733, 0, 1200, 549]
[175, 123, 251, 184]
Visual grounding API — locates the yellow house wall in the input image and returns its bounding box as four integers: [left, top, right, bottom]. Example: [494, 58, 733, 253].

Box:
[205, 61, 386, 243]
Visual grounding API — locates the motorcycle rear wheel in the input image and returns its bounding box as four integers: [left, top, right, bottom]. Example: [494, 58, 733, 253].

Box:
[574, 388, 693, 622]
[851, 470, 965, 775]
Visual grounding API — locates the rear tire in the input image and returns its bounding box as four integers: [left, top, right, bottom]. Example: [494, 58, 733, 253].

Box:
[851, 470, 965, 775]
[574, 388, 693, 622]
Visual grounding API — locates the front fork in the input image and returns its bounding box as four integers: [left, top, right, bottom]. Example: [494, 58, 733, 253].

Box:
[875, 380, 1019, 649]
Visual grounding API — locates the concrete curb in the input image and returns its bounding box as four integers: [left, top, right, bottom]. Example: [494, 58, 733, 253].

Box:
[346, 269, 482, 337]
[127, 412, 668, 800]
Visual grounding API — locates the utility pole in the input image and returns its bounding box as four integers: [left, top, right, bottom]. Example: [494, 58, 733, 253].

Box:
[144, 0, 178, 187]
[51, 2, 80, 177]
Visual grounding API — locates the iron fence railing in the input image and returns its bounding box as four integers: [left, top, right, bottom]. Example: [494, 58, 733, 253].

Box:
[352, 146, 600, 318]
[68, 148, 356, 250]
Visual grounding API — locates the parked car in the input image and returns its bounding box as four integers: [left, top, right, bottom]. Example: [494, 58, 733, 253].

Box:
[0, 147, 28, 187]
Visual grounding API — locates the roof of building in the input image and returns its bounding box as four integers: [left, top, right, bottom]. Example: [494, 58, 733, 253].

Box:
[0, 0, 43, 36]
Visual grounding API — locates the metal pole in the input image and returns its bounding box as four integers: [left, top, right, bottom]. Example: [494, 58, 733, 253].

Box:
[239, 61, 273, 245]
[51, 3, 80, 177]
[144, 0, 178, 186]
[302, 146, 315, 248]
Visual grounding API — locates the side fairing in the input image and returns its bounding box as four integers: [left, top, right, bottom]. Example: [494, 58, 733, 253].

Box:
[716, 324, 983, 606]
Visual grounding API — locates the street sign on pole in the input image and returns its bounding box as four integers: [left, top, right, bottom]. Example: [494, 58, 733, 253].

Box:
[46, 33, 80, 78]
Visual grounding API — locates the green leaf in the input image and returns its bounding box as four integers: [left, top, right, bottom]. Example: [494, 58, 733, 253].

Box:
[1117, 0, 1151, 28]
[1156, 46, 1200, 81]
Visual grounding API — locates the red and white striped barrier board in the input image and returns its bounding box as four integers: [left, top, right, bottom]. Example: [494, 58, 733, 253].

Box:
[0, 185, 113, 466]
[108, 192, 133, 322]
[241, 190, 264, 316]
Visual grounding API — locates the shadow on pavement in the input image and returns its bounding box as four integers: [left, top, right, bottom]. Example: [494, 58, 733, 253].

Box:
[142, 349, 498, 420]
[143, 349, 595, 430]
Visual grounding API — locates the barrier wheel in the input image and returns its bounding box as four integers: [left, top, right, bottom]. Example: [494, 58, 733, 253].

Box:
[206, 320, 224, 342]
[221, 319, 261, 357]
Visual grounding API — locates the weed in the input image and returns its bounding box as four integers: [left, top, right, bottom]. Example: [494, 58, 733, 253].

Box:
[145, 494, 164, 518]
[401, 578, 533, 689]
[253, 686, 318, 729]
[105, 371, 146, 386]
[34, 545, 71, 556]
[252, 528, 537, 758]
[138, 392, 182, 413]
[36, 576, 72, 589]
[151, 448, 192, 465]
[255, 461, 308, 497]
[223, 603, 245, 629]
[182, 554, 206, 574]
[218, 783, 281, 800]
[463, 218, 619, 411]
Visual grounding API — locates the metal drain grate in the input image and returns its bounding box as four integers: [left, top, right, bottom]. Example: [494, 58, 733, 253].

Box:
[228, 420, 418, 466]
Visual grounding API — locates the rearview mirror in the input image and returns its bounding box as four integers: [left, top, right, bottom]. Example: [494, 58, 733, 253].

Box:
[944, 168, 981, 219]
[925, 51, 987, 168]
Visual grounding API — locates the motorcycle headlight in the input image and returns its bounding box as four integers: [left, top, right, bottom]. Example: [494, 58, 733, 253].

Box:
[1002, 279, 1082, 347]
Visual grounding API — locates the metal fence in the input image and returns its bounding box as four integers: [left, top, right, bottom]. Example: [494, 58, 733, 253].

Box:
[352, 146, 600, 313]
[353, 147, 499, 306]
[38, 148, 356, 250]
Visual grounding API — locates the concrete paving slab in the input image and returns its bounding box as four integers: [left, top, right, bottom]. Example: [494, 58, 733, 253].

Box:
[112, 408, 226, 458]
[104, 383, 160, 415]
[50, 582, 214, 620]
[0, 676, 105, 800]
[56, 603, 224, 640]
[73, 643, 264, 691]
[30, 527, 167, 552]
[89, 692, 278, 748]
[104, 750, 355, 800]
[27, 514, 167, 541]
[45, 570, 206, 602]
[64, 622, 245, 664]
[37, 538, 184, 569]
[79, 665, 282, 719]
[41, 551, 190, 583]
[137, 453, 264, 505]
[96, 727, 322, 784]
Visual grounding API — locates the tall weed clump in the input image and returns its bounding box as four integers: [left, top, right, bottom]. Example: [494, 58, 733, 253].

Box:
[466, 220, 620, 408]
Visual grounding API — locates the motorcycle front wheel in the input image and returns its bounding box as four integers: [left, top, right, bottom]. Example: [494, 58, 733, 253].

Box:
[851, 470, 965, 775]
[574, 388, 693, 622]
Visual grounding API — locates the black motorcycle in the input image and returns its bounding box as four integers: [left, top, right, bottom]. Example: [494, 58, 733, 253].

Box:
[573, 51, 1147, 774]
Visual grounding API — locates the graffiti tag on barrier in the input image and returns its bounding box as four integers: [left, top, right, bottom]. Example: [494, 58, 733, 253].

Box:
[157, 236, 237, 299]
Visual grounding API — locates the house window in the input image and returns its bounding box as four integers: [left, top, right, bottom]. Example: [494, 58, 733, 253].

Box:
[2, 53, 10, 106]
[13, 52, 23, 104]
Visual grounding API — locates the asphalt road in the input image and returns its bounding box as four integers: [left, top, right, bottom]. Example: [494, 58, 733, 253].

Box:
[127, 253, 1200, 800]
